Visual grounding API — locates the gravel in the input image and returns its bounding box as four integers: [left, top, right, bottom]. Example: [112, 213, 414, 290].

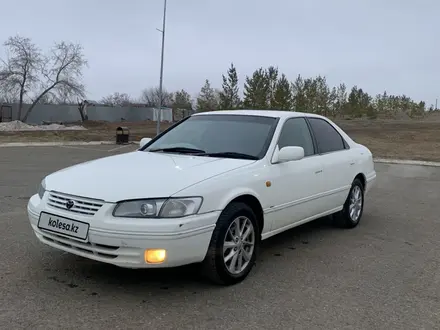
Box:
[0, 120, 87, 131]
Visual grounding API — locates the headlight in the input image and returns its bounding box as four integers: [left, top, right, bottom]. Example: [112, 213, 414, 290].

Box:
[112, 197, 203, 218]
[38, 179, 46, 199]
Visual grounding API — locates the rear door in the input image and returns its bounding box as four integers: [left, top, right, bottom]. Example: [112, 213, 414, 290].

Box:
[306, 117, 356, 211]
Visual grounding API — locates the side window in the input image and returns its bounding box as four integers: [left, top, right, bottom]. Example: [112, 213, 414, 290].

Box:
[307, 118, 346, 153]
[277, 118, 315, 156]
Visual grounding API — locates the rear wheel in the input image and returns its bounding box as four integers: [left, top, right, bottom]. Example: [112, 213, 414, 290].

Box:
[202, 202, 260, 285]
[333, 178, 364, 228]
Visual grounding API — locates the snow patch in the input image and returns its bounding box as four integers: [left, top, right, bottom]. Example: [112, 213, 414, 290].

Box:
[0, 120, 87, 131]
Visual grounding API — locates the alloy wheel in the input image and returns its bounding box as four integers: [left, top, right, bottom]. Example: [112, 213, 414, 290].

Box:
[349, 185, 363, 222]
[223, 216, 255, 275]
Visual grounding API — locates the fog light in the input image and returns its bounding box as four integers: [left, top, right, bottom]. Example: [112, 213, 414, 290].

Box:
[144, 249, 166, 264]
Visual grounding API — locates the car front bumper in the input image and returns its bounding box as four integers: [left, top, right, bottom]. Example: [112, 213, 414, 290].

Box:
[27, 194, 219, 268]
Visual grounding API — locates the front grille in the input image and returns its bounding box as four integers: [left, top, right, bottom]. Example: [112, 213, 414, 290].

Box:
[41, 232, 119, 259]
[47, 191, 104, 216]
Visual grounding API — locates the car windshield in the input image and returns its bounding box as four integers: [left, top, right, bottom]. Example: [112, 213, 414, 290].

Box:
[143, 114, 278, 159]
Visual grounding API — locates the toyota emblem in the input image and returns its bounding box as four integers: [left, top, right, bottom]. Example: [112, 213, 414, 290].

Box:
[66, 200, 75, 209]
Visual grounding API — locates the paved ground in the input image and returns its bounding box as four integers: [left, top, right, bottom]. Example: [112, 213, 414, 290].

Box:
[1, 145, 439, 330]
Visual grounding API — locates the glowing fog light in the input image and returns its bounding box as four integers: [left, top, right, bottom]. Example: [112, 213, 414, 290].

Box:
[144, 249, 167, 264]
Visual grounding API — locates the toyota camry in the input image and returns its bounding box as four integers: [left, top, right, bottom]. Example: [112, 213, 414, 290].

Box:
[27, 110, 376, 285]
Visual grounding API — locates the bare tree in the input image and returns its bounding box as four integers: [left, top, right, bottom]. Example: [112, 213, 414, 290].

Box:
[51, 82, 83, 105]
[0, 84, 18, 103]
[22, 41, 87, 121]
[0, 36, 42, 118]
[101, 92, 132, 106]
[77, 99, 93, 121]
[140, 87, 173, 108]
[36, 93, 56, 104]
[0, 35, 88, 122]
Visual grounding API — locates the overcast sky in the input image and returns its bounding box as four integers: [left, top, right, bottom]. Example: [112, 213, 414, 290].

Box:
[0, 0, 438, 105]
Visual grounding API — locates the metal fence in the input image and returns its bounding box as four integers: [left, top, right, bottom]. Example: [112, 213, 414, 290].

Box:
[0, 103, 196, 124]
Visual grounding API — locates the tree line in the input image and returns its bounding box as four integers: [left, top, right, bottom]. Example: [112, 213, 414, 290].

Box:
[104, 63, 432, 119]
[193, 64, 431, 119]
[0, 35, 435, 122]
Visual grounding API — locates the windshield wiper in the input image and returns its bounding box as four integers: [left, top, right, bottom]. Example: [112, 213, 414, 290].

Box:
[149, 147, 258, 160]
[200, 152, 259, 160]
[149, 147, 206, 154]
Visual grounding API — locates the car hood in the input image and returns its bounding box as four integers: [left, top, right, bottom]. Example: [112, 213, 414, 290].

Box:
[45, 151, 255, 202]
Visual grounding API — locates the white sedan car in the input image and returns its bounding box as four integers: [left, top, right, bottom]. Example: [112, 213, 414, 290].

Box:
[27, 110, 376, 285]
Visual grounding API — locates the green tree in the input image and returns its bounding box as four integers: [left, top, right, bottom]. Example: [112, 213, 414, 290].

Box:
[243, 68, 269, 109]
[292, 74, 306, 111]
[272, 74, 292, 110]
[172, 89, 193, 110]
[196, 79, 218, 112]
[410, 101, 425, 117]
[333, 83, 348, 117]
[219, 63, 241, 109]
[302, 77, 318, 112]
[347, 86, 372, 118]
[266, 66, 279, 109]
[172, 89, 193, 120]
[347, 86, 360, 117]
[373, 91, 387, 116]
[314, 75, 331, 116]
[315, 75, 334, 116]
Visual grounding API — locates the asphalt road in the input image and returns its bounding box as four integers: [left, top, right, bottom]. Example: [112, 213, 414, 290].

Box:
[1, 145, 439, 330]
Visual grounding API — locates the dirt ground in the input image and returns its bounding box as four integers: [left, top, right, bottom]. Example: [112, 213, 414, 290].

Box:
[336, 119, 440, 161]
[1, 115, 440, 162]
[0, 120, 167, 143]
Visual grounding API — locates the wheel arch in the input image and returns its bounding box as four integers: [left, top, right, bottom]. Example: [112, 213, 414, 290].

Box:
[223, 194, 265, 235]
[354, 172, 366, 189]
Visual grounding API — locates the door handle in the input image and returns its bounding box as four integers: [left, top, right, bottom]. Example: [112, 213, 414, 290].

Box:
[315, 169, 323, 174]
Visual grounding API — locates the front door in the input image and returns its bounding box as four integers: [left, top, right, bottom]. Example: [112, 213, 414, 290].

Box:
[267, 117, 325, 231]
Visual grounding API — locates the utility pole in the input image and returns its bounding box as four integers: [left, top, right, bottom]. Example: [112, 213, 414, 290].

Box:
[156, 0, 167, 136]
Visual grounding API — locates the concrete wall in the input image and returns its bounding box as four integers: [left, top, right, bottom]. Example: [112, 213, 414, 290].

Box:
[1, 104, 181, 124]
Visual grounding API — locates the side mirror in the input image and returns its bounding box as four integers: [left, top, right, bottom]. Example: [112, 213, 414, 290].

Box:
[273, 146, 304, 163]
[139, 137, 152, 148]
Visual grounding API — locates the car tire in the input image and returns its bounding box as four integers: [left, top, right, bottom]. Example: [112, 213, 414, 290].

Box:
[333, 178, 365, 229]
[202, 202, 260, 285]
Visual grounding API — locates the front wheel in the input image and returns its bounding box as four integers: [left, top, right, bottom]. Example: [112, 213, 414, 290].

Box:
[202, 202, 260, 285]
[333, 178, 365, 228]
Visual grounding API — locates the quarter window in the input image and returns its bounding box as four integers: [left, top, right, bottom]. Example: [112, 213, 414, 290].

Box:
[307, 118, 346, 153]
[277, 118, 315, 156]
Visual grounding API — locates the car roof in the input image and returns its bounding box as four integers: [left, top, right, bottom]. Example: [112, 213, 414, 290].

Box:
[192, 109, 327, 120]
